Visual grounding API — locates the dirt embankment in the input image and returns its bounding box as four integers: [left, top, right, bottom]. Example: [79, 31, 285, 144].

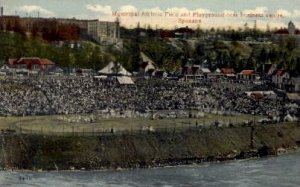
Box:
[0, 123, 300, 170]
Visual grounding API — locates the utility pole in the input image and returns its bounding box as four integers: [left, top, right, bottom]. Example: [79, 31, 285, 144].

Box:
[253, 20, 257, 31]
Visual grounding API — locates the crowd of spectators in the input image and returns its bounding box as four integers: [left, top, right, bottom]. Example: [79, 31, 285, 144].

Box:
[0, 76, 298, 119]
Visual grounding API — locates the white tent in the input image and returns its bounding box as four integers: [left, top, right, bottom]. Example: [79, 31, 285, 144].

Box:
[98, 61, 132, 76]
[117, 76, 134, 84]
[215, 68, 221, 73]
[201, 68, 211, 73]
[140, 52, 156, 73]
[0, 64, 10, 70]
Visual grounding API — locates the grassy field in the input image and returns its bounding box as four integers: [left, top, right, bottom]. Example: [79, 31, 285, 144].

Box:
[0, 113, 265, 135]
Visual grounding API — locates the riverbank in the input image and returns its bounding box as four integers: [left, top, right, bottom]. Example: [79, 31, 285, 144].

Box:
[0, 123, 299, 171]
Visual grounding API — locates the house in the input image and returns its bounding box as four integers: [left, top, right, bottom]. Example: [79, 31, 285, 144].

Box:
[272, 69, 290, 89]
[182, 65, 212, 79]
[221, 68, 235, 75]
[182, 64, 205, 80]
[221, 68, 235, 78]
[160, 26, 195, 39]
[7, 57, 55, 73]
[174, 26, 195, 39]
[238, 70, 258, 81]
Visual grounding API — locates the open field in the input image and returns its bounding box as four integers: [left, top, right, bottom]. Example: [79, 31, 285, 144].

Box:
[0, 113, 266, 135]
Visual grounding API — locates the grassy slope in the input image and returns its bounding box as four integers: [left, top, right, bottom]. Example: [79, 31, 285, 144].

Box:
[0, 123, 299, 170]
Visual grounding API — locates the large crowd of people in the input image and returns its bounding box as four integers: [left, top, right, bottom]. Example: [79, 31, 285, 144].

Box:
[0, 76, 299, 120]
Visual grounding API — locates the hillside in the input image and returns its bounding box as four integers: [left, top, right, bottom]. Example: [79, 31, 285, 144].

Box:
[1, 31, 300, 74]
[0, 123, 299, 170]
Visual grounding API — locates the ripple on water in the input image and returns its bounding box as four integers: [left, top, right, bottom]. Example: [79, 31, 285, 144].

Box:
[0, 152, 300, 187]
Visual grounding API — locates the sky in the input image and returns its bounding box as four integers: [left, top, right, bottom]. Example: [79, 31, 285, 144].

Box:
[0, 0, 300, 29]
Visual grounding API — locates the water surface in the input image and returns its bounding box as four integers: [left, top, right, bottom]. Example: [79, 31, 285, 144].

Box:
[0, 152, 300, 187]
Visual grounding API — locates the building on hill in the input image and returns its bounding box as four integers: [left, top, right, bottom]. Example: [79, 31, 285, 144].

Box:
[220, 68, 236, 79]
[273, 21, 300, 48]
[160, 26, 195, 39]
[182, 64, 211, 80]
[0, 6, 120, 45]
[7, 57, 55, 74]
[238, 70, 259, 81]
[87, 19, 120, 44]
[0, 15, 21, 31]
[221, 68, 235, 75]
[174, 27, 195, 39]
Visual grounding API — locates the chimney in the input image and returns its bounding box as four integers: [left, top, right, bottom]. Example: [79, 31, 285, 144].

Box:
[0, 7, 3, 16]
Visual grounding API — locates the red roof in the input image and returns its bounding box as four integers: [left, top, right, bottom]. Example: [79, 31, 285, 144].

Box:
[221, 68, 235, 74]
[8, 57, 55, 66]
[240, 70, 255, 75]
[8, 57, 55, 70]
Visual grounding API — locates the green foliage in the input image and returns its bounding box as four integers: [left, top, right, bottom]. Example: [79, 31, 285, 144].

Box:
[139, 38, 183, 70]
[0, 30, 299, 75]
[193, 38, 300, 74]
[0, 32, 109, 70]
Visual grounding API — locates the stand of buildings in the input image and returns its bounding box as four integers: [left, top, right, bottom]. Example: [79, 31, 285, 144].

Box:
[0, 6, 121, 45]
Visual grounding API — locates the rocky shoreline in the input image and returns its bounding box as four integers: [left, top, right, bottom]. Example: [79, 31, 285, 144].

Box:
[0, 123, 299, 171]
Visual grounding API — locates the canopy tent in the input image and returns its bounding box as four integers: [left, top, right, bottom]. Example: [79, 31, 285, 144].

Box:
[0, 64, 10, 70]
[98, 61, 132, 76]
[140, 52, 156, 73]
[117, 76, 134, 84]
[214, 68, 221, 73]
[201, 68, 211, 73]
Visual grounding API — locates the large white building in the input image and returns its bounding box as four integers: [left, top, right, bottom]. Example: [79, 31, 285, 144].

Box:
[87, 19, 120, 44]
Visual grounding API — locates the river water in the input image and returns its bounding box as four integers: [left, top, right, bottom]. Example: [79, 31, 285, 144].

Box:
[0, 151, 300, 187]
